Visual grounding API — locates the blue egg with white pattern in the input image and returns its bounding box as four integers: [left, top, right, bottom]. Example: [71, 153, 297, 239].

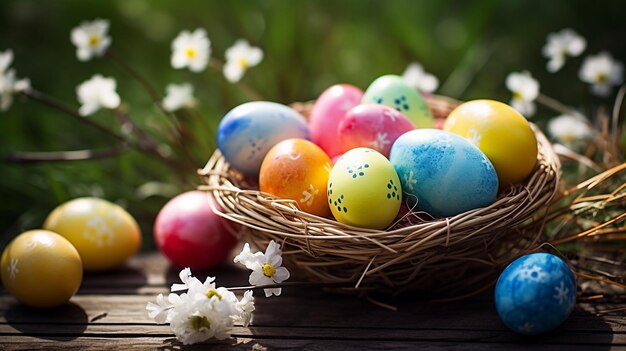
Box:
[217, 101, 310, 176]
[388, 129, 498, 217]
[495, 253, 577, 335]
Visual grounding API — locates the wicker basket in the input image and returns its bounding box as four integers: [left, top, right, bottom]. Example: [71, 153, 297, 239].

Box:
[199, 95, 561, 295]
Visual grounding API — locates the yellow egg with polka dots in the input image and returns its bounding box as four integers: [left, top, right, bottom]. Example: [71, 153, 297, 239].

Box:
[328, 148, 402, 229]
[1, 230, 83, 308]
[443, 99, 538, 187]
[43, 197, 141, 271]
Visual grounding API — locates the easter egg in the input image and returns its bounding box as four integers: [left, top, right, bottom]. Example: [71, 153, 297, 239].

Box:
[154, 191, 240, 269]
[43, 197, 141, 272]
[1, 230, 82, 308]
[362, 75, 433, 128]
[217, 101, 310, 176]
[495, 253, 576, 335]
[328, 148, 401, 229]
[444, 99, 538, 186]
[309, 84, 364, 158]
[260, 139, 332, 217]
[338, 104, 414, 157]
[389, 129, 498, 217]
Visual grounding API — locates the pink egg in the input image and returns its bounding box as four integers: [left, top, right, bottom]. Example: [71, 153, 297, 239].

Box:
[338, 104, 415, 157]
[154, 191, 240, 269]
[309, 84, 364, 158]
[331, 153, 343, 165]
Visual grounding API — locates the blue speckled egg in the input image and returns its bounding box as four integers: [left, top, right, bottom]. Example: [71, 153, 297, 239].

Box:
[388, 129, 498, 217]
[495, 253, 577, 335]
[217, 101, 310, 176]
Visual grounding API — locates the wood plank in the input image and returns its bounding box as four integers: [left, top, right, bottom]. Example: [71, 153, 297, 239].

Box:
[0, 323, 624, 345]
[1, 294, 624, 333]
[0, 335, 622, 351]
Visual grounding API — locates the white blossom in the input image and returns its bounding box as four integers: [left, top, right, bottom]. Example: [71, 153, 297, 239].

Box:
[402, 62, 439, 93]
[505, 71, 539, 117]
[235, 290, 255, 327]
[171, 29, 211, 72]
[146, 267, 256, 345]
[548, 114, 595, 148]
[162, 83, 196, 111]
[234, 241, 290, 297]
[223, 40, 263, 83]
[579, 52, 624, 97]
[76, 74, 121, 116]
[0, 50, 13, 75]
[70, 19, 112, 61]
[542, 28, 586, 73]
[0, 69, 30, 112]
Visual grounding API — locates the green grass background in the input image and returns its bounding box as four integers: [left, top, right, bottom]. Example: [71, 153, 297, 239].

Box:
[1, 0, 625, 251]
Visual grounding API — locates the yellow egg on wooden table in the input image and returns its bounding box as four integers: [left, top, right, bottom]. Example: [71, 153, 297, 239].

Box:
[443, 99, 538, 187]
[43, 197, 141, 271]
[1, 230, 83, 308]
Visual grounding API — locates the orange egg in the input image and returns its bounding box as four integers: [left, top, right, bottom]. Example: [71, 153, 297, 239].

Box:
[259, 138, 332, 216]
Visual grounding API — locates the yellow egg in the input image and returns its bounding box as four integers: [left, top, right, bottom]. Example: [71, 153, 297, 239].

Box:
[328, 148, 402, 229]
[443, 100, 538, 186]
[43, 197, 141, 271]
[1, 230, 82, 308]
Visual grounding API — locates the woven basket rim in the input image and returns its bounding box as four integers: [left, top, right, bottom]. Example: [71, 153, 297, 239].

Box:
[198, 95, 561, 293]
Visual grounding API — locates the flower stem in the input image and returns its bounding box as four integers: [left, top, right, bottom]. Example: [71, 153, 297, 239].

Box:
[5, 144, 129, 163]
[208, 58, 264, 101]
[536, 93, 588, 120]
[23, 89, 128, 142]
[107, 50, 200, 168]
[226, 281, 374, 291]
[22, 89, 190, 175]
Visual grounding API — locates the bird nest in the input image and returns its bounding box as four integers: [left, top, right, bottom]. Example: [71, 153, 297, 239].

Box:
[199, 95, 561, 295]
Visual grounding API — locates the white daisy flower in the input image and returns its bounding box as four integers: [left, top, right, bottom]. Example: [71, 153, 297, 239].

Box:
[234, 241, 290, 297]
[548, 114, 595, 148]
[505, 71, 539, 117]
[162, 82, 196, 112]
[402, 62, 439, 93]
[542, 28, 586, 73]
[0, 69, 30, 112]
[169, 298, 232, 344]
[223, 39, 263, 83]
[171, 28, 211, 72]
[70, 19, 112, 61]
[146, 293, 174, 324]
[0, 49, 13, 75]
[579, 52, 624, 97]
[235, 290, 255, 327]
[76, 74, 121, 116]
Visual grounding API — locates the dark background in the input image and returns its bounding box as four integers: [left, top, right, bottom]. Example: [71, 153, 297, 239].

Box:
[1, 0, 625, 250]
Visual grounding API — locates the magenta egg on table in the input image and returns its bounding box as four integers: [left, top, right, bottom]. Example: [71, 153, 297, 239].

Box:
[154, 191, 240, 270]
[308, 84, 363, 158]
[338, 104, 415, 157]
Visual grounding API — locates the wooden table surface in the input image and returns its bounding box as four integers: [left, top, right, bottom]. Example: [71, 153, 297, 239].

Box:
[1, 252, 625, 350]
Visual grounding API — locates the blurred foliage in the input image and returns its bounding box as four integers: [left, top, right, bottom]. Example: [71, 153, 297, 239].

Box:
[1, 0, 625, 250]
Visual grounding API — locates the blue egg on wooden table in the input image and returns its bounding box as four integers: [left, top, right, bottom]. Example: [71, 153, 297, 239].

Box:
[217, 101, 310, 176]
[389, 129, 498, 217]
[495, 253, 577, 335]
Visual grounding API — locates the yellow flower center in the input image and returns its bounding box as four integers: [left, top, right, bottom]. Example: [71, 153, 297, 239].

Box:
[262, 263, 276, 277]
[186, 47, 197, 58]
[88, 35, 100, 47]
[190, 315, 210, 331]
[596, 73, 608, 84]
[206, 289, 222, 300]
[512, 91, 523, 101]
[238, 57, 249, 69]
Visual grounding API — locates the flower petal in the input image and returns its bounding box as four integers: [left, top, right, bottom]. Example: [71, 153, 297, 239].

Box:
[272, 266, 290, 283]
